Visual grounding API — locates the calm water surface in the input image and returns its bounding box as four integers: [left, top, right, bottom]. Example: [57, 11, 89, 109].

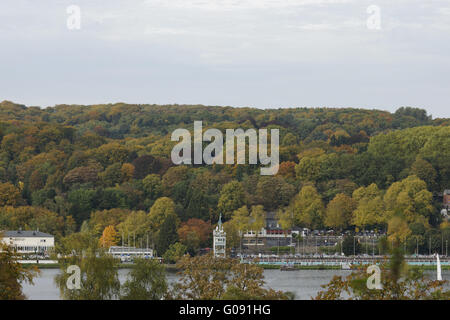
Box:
[22, 268, 450, 300]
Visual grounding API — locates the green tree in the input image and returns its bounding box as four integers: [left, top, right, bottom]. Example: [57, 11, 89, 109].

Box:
[218, 181, 246, 219]
[121, 258, 167, 300]
[410, 157, 437, 190]
[295, 156, 323, 182]
[163, 242, 187, 264]
[0, 240, 39, 300]
[55, 252, 121, 300]
[100, 163, 124, 187]
[67, 188, 96, 226]
[341, 235, 361, 256]
[171, 254, 288, 300]
[142, 174, 162, 200]
[156, 213, 179, 256]
[255, 176, 295, 210]
[315, 248, 449, 300]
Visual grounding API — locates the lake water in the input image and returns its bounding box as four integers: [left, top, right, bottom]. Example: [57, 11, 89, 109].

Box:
[22, 268, 450, 300]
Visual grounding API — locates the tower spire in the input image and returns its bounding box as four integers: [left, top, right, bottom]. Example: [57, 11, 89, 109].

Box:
[213, 213, 226, 258]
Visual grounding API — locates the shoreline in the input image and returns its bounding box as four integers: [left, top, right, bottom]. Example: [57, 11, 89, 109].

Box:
[22, 263, 450, 271]
[258, 264, 450, 271]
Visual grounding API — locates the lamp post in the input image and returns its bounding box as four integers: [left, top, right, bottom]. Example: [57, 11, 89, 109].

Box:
[353, 236, 356, 256]
[372, 237, 374, 256]
[429, 237, 431, 256]
[416, 237, 419, 256]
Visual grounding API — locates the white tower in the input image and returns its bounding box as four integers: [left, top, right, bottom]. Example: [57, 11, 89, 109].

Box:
[213, 214, 226, 258]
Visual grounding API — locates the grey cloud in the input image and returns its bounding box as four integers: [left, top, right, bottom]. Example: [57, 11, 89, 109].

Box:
[0, 0, 449, 117]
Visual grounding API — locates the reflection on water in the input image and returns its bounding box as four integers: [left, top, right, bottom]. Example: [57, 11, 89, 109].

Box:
[22, 268, 450, 300]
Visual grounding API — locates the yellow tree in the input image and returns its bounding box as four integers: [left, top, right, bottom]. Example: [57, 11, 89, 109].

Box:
[121, 163, 135, 182]
[249, 205, 266, 252]
[387, 216, 411, 243]
[351, 183, 384, 230]
[383, 175, 433, 224]
[277, 208, 294, 231]
[292, 185, 325, 230]
[99, 225, 119, 248]
[116, 210, 151, 246]
[230, 206, 251, 252]
[148, 197, 176, 230]
[0, 182, 23, 207]
[325, 193, 356, 231]
[276, 208, 295, 252]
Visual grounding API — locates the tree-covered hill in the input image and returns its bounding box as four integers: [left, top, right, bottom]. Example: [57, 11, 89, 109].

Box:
[0, 100, 448, 256]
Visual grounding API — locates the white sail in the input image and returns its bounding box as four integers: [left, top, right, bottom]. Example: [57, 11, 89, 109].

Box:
[437, 254, 442, 281]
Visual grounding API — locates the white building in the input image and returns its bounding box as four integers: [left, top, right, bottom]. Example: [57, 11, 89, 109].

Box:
[108, 246, 154, 262]
[1, 230, 55, 254]
[213, 214, 226, 258]
[243, 228, 292, 247]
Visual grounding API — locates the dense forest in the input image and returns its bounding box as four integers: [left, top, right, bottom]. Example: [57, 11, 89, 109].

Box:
[0, 100, 449, 257]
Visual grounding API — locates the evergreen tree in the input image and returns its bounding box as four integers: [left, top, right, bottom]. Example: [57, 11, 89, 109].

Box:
[156, 213, 179, 256]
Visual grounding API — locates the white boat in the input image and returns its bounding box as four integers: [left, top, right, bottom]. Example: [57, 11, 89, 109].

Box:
[436, 254, 442, 281]
[341, 262, 351, 270]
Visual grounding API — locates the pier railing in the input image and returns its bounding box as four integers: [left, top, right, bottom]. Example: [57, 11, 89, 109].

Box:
[243, 256, 450, 266]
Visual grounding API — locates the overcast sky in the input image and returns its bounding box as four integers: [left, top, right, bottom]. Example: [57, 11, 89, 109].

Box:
[1, 0, 449, 117]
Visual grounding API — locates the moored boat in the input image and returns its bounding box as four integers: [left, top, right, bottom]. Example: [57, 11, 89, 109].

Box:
[280, 264, 296, 271]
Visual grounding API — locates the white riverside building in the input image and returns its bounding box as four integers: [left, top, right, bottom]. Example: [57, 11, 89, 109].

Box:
[108, 246, 154, 262]
[213, 214, 226, 258]
[1, 230, 55, 254]
[243, 228, 293, 248]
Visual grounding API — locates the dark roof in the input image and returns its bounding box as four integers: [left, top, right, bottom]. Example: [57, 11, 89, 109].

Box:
[2, 230, 54, 238]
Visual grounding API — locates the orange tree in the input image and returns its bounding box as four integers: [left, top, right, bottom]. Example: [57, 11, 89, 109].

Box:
[177, 218, 212, 254]
[98, 225, 119, 248]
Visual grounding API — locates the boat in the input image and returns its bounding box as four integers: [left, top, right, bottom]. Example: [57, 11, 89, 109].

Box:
[280, 264, 296, 271]
[341, 262, 352, 270]
[437, 254, 442, 281]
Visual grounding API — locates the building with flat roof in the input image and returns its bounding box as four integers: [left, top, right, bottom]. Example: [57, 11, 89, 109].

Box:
[108, 246, 154, 262]
[243, 228, 293, 248]
[1, 230, 55, 254]
[242, 211, 293, 249]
